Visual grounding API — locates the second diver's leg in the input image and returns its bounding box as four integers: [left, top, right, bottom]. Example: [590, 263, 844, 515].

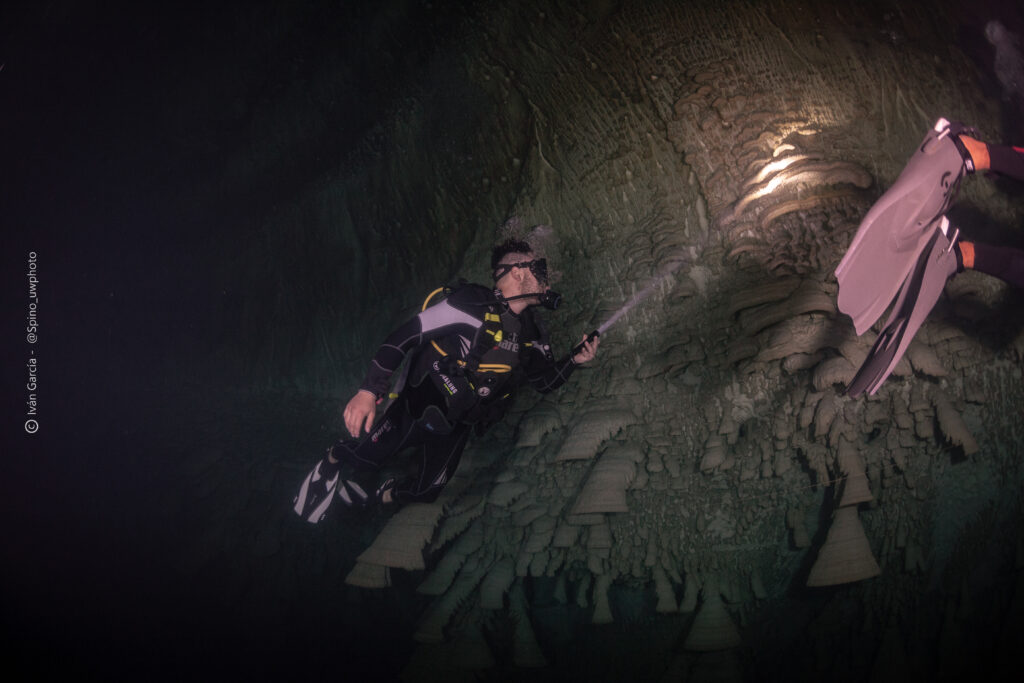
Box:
[958, 135, 1024, 181]
[987, 144, 1024, 181]
[958, 241, 1024, 288]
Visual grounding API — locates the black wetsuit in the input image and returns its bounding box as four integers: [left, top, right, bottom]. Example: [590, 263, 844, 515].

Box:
[333, 283, 577, 505]
[960, 143, 1024, 287]
[987, 143, 1024, 181]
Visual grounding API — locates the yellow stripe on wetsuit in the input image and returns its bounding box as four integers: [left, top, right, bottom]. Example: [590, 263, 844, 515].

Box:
[422, 286, 508, 372]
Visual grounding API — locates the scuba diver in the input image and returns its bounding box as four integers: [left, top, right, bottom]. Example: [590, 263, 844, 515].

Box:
[945, 134, 1024, 287]
[294, 238, 600, 522]
[836, 118, 1024, 397]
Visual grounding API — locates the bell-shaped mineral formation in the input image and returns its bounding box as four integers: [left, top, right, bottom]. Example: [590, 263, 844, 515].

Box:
[571, 443, 644, 514]
[807, 506, 881, 586]
[836, 440, 873, 507]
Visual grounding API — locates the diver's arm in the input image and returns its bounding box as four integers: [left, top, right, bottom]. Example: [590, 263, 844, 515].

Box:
[526, 355, 576, 394]
[358, 315, 424, 400]
[525, 334, 599, 394]
[343, 390, 377, 438]
[958, 135, 1024, 181]
[958, 241, 1024, 288]
[572, 334, 600, 364]
[349, 301, 481, 438]
[358, 294, 488, 400]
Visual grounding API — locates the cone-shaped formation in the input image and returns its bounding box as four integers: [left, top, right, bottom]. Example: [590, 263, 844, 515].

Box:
[555, 408, 636, 461]
[680, 574, 700, 613]
[418, 521, 484, 595]
[837, 440, 873, 507]
[787, 508, 811, 548]
[480, 558, 515, 610]
[510, 582, 548, 667]
[653, 566, 678, 613]
[592, 574, 614, 624]
[570, 444, 644, 514]
[414, 567, 486, 643]
[683, 587, 742, 651]
[514, 402, 563, 448]
[356, 503, 443, 571]
[807, 506, 881, 586]
[344, 561, 391, 588]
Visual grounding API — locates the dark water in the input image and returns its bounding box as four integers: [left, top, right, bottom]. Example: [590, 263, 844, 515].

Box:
[0, 1, 453, 677]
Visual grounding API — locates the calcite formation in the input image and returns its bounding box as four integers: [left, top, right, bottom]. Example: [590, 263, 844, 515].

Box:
[807, 507, 882, 587]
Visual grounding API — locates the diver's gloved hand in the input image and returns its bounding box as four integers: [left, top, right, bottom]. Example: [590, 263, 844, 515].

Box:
[343, 389, 377, 438]
[572, 333, 600, 364]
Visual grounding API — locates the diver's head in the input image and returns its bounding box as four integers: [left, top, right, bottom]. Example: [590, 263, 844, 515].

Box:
[491, 238, 551, 312]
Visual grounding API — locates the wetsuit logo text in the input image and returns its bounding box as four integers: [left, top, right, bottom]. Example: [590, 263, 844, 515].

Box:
[499, 331, 520, 353]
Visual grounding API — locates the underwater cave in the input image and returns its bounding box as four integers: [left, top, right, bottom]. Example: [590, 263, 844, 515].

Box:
[5, 0, 1024, 680]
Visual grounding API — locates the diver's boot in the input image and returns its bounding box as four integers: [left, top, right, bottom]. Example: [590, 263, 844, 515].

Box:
[836, 118, 975, 335]
[338, 475, 372, 508]
[955, 135, 989, 173]
[375, 478, 397, 505]
[293, 452, 342, 524]
[954, 240, 974, 272]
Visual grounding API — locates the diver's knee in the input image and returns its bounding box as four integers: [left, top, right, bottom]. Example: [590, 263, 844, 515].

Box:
[328, 439, 359, 465]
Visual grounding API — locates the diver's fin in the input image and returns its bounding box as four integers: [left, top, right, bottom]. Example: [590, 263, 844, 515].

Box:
[338, 477, 371, 508]
[846, 218, 959, 397]
[293, 457, 341, 523]
[375, 477, 396, 505]
[836, 118, 970, 335]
